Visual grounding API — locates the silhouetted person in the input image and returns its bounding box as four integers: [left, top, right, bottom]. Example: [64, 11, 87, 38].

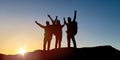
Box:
[55, 20, 65, 48]
[48, 14, 65, 49]
[48, 14, 57, 35]
[35, 21, 52, 51]
[64, 10, 78, 48]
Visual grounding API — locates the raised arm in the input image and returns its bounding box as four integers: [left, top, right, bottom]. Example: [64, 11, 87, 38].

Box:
[63, 17, 67, 25]
[55, 16, 58, 23]
[48, 14, 55, 24]
[73, 10, 77, 22]
[62, 23, 65, 28]
[35, 21, 45, 28]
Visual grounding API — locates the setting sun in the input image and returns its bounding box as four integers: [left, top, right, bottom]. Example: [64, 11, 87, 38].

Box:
[18, 49, 26, 55]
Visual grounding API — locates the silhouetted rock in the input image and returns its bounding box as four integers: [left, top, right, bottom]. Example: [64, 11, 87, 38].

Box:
[0, 45, 120, 60]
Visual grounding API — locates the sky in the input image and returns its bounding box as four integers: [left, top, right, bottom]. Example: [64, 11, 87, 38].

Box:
[0, 0, 120, 54]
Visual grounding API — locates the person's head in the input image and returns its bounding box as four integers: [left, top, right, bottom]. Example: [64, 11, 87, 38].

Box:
[46, 21, 49, 26]
[68, 17, 71, 23]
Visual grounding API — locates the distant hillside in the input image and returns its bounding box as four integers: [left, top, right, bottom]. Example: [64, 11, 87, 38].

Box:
[0, 45, 120, 60]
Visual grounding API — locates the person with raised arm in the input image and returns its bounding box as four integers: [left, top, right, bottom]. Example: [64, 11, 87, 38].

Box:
[48, 14, 57, 35]
[48, 14, 65, 49]
[35, 21, 53, 51]
[64, 10, 78, 48]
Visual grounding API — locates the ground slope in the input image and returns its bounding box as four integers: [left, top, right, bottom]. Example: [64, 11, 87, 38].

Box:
[1, 45, 120, 60]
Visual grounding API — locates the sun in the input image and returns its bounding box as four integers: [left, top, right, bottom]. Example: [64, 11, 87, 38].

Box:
[18, 49, 26, 55]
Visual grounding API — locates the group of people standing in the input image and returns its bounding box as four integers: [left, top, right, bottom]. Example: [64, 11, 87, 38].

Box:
[35, 10, 78, 51]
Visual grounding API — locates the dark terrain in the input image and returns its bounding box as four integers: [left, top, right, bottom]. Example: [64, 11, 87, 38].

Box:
[0, 45, 120, 60]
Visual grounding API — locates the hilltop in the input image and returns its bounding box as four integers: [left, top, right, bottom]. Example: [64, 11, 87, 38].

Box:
[0, 45, 120, 60]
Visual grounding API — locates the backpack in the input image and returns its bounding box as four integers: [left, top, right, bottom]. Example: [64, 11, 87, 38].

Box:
[72, 21, 78, 35]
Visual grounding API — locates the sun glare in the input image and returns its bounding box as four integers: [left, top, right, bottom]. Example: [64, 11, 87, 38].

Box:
[19, 49, 26, 55]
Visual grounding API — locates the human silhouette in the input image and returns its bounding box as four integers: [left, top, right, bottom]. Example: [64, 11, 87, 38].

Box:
[35, 21, 53, 51]
[48, 14, 57, 35]
[64, 10, 78, 48]
[48, 14, 65, 49]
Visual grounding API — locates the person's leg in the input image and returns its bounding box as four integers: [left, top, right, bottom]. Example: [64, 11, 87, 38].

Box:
[67, 34, 71, 48]
[55, 35, 59, 49]
[47, 39, 51, 51]
[72, 36, 77, 48]
[43, 37, 47, 50]
[47, 35, 52, 50]
[58, 34, 62, 48]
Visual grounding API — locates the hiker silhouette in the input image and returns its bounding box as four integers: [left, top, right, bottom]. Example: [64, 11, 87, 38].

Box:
[35, 21, 53, 50]
[64, 10, 78, 48]
[48, 14, 65, 49]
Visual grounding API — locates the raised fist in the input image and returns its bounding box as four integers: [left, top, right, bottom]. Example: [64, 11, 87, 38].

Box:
[35, 21, 38, 23]
[74, 10, 77, 13]
[48, 14, 50, 17]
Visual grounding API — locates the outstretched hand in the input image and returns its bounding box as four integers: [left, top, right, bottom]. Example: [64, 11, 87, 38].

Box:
[74, 10, 77, 13]
[63, 17, 66, 24]
[63, 17, 65, 20]
[35, 21, 38, 24]
[55, 16, 58, 20]
[48, 14, 50, 17]
[56, 16, 58, 18]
